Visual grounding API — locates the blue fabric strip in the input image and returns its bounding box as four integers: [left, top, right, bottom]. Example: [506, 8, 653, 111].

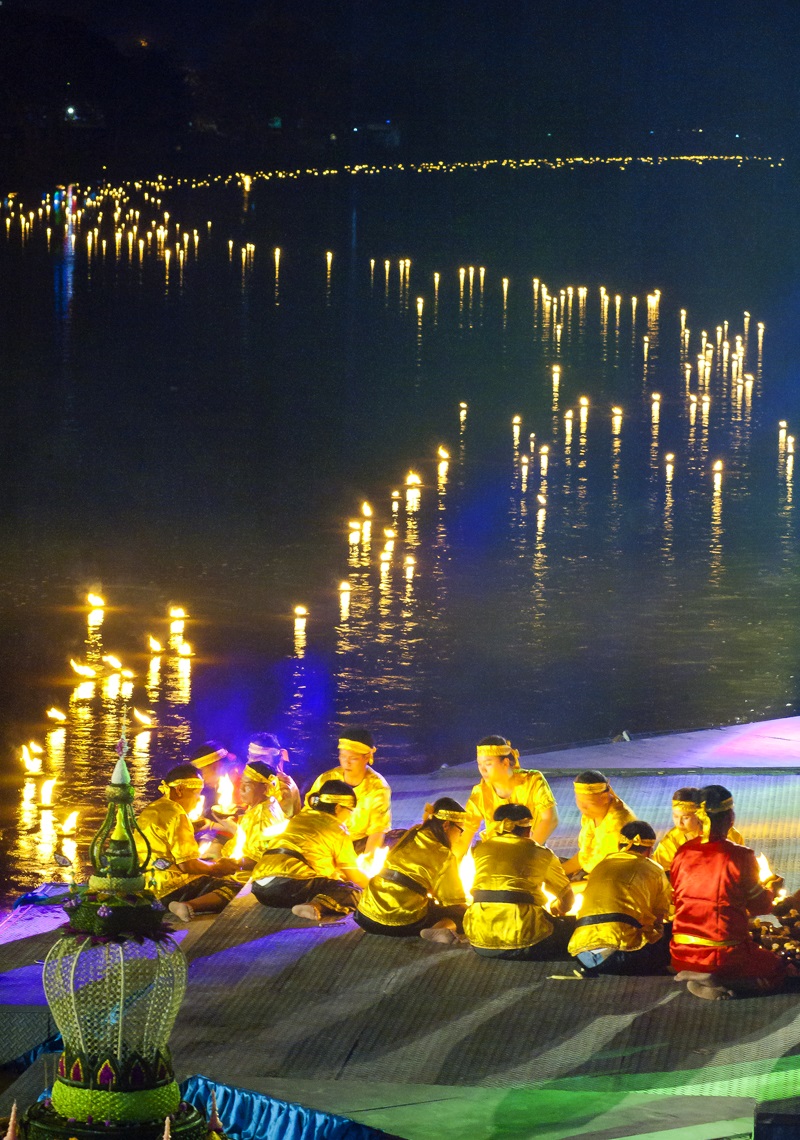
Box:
[180, 1073, 394, 1140]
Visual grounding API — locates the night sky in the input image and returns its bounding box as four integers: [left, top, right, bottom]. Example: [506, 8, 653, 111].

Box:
[7, 0, 800, 140]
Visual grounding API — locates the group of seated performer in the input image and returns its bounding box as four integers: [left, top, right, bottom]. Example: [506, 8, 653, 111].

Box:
[135, 730, 795, 1000]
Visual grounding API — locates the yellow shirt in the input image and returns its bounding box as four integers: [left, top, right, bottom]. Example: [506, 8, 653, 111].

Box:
[222, 798, 285, 880]
[578, 797, 636, 873]
[653, 824, 744, 872]
[357, 825, 466, 927]
[306, 766, 391, 843]
[465, 769, 557, 844]
[463, 834, 570, 951]
[568, 852, 671, 956]
[135, 796, 200, 898]
[251, 808, 359, 883]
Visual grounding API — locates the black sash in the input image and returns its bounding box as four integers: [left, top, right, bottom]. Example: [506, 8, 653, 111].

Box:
[574, 911, 642, 929]
[379, 868, 429, 898]
[265, 846, 311, 867]
[472, 888, 537, 905]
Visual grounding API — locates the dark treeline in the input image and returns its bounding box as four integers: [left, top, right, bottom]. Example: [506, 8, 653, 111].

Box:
[1, 0, 798, 188]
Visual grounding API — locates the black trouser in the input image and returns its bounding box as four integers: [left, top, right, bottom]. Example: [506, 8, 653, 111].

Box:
[354, 902, 466, 938]
[578, 930, 672, 976]
[472, 915, 576, 961]
[252, 875, 361, 916]
[162, 876, 241, 906]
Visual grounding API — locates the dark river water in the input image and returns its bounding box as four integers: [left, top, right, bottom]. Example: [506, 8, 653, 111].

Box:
[1, 154, 799, 899]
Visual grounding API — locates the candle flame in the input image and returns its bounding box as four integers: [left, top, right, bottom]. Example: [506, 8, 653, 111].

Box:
[47, 708, 67, 721]
[87, 593, 105, 607]
[169, 607, 186, 619]
[188, 795, 206, 822]
[756, 852, 774, 883]
[102, 655, 123, 671]
[215, 775, 235, 813]
[178, 642, 193, 657]
[459, 849, 476, 903]
[21, 745, 41, 773]
[149, 636, 164, 653]
[133, 708, 153, 726]
[356, 845, 389, 879]
[231, 824, 247, 861]
[70, 660, 96, 677]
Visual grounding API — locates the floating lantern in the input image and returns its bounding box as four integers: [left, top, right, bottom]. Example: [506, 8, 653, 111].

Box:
[86, 593, 105, 608]
[169, 607, 186, 619]
[406, 471, 422, 486]
[148, 636, 164, 653]
[47, 708, 67, 721]
[361, 501, 373, 518]
[61, 810, 78, 835]
[102, 655, 123, 671]
[132, 708, 153, 726]
[294, 606, 308, 618]
[70, 660, 96, 678]
[437, 446, 450, 460]
[177, 642, 193, 657]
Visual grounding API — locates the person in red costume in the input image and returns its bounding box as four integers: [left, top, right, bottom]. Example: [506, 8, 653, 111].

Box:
[670, 783, 792, 1000]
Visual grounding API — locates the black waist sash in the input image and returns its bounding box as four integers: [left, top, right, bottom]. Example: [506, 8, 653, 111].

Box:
[472, 888, 538, 905]
[379, 868, 428, 898]
[265, 846, 311, 867]
[574, 911, 642, 929]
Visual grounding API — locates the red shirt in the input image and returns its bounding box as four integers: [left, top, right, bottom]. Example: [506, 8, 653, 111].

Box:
[671, 837, 773, 947]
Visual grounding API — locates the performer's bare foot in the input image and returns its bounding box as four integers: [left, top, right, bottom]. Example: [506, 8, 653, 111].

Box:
[292, 903, 322, 921]
[168, 901, 193, 922]
[687, 979, 735, 1000]
[421, 919, 459, 944]
[675, 970, 716, 983]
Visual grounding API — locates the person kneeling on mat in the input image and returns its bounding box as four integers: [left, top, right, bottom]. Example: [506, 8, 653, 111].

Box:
[568, 821, 672, 976]
[354, 798, 468, 942]
[463, 804, 575, 960]
[251, 779, 368, 923]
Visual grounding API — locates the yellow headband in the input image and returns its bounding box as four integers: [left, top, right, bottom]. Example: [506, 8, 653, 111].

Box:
[313, 793, 355, 806]
[192, 748, 227, 769]
[619, 834, 655, 851]
[477, 744, 520, 768]
[243, 764, 279, 790]
[499, 816, 531, 833]
[159, 777, 203, 795]
[434, 809, 468, 824]
[574, 781, 609, 795]
[339, 738, 375, 763]
[672, 800, 701, 813]
[696, 797, 734, 842]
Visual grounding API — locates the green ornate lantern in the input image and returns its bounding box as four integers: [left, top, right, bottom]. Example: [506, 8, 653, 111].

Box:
[22, 749, 207, 1140]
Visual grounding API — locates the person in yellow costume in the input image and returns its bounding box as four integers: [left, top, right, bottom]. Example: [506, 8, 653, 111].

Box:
[653, 786, 744, 874]
[463, 804, 575, 960]
[251, 780, 368, 922]
[219, 760, 286, 875]
[457, 736, 558, 857]
[247, 732, 301, 818]
[134, 765, 242, 919]
[568, 820, 672, 975]
[305, 728, 390, 854]
[561, 770, 636, 877]
[355, 798, 468, 942]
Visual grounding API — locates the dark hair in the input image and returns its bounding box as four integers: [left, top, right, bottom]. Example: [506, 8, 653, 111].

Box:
[165, 764, 202, 784]
[309, 778, 356, 815]
[478, 734, 511, 748]
[574, 770, 608, 786]
[248, 732, 281, 750]
[699, 785, 735, 838]
[244, 760, 277, 782]
[493, 803, 532, 836]
[673, 787, 702, 804]
[339, 727, 375, 749]
[620, 820, 656, 852]
[189, 740, 226, 763]
[421, 797, 466, 847]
